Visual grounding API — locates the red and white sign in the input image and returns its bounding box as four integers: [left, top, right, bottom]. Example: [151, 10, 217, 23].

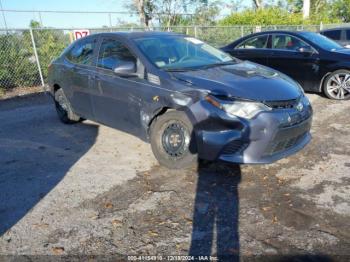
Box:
[73, 29, 90, 40]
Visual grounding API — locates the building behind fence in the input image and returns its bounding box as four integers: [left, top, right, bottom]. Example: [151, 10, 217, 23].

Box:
[0, 24, 348, 90]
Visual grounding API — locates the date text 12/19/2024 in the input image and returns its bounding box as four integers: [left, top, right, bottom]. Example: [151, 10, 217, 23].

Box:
[127, 255, 219, 261]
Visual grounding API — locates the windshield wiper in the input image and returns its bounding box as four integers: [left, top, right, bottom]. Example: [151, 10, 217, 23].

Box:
[200, 60, 238, 69]
[163, 67, 200, 72]
[163, 60, 238, 72]
[163, 68, 190, 72]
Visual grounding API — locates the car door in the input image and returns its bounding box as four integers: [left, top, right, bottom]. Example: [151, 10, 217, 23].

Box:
[90, 36, 147, 136]
[267, 33, 320, 90]
[227, 34, 270, 66]
[64, 37, 98, 119]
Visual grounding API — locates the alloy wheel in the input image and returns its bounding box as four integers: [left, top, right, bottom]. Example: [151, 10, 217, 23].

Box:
[326, 72, 350, 99]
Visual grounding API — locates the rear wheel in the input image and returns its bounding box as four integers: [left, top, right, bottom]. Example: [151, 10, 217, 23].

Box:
[150, 111, 197, 169]
[323, 70, 350, 100]
[54, 88, 80, 124]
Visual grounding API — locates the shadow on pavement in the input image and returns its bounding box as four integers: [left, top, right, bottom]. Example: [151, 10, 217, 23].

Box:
[189, 161, 241, 261]
[0, 94, 98, 235]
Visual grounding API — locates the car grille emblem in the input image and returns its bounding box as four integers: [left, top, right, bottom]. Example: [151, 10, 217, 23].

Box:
[296, 102, 304, 112]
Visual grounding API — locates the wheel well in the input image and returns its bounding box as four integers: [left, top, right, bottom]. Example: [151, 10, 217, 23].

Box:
[53, 84, 61, 93]
[147, 107, 173, 131]
[319, 72, 331, 92]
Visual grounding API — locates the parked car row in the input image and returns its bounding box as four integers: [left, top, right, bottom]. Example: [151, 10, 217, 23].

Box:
[47, 28, 346, 169]
[222, 30, 350, 100]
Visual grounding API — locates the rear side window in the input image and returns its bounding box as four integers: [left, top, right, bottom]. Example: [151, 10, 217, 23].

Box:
[346, 30, 350, 40]
[97, 39, 136, 70]
[66, 38, 97, 65]
[272, 34, 310, 51]
[323, 30, 341, 40]
[236, 35, 269, 49]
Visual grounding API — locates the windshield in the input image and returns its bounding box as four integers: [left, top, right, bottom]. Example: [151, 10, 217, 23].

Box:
[134, 35, 235, 70]
[300, 32, 343, 51]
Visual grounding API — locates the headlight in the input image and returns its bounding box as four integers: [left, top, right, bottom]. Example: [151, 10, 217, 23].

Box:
[205, 95, 271, 119]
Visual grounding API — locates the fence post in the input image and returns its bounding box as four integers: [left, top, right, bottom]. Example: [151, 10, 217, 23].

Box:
[38, 11, 43, 27]
[240, 26, 244, 37]
[194, 26, 197, 37]
[108, 13, 112, 28]
[29, 28, 45, 87]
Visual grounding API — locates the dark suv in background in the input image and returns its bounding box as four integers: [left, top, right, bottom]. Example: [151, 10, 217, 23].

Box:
[320, 27, 350, 48]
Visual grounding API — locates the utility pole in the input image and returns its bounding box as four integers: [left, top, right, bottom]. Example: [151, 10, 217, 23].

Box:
[303, 0, 310, 19]
[0, 0, 8, 32]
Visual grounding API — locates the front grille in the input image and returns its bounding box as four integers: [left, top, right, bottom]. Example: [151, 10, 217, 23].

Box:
[221, 140, 247, 155]
[264, 99, 298, 109]
[264, 118, 311, 156]
[267, 132, 307, 155]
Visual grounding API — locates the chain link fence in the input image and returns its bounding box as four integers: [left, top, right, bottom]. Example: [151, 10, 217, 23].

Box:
[0, 24, 348, 92]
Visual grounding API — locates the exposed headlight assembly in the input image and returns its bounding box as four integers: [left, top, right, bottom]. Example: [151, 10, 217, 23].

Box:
[205, 95, 271, 119]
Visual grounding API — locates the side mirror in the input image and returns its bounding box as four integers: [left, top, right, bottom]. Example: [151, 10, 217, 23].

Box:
[113, 61, 137, 77]
[298, 47, 314, 55]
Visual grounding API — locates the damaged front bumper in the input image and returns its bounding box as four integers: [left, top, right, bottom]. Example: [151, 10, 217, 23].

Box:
[189, 97, 312, 164]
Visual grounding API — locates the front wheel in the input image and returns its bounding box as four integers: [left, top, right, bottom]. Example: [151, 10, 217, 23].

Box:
[54, 88, 81, 124]
[323, 70, 350, 100]
[150, 111, 197, 169]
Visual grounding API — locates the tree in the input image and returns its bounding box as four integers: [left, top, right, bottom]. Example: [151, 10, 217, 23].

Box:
[219, 6, 339, 26]
[332, 0, 350, 22]
[125, 0, 209, 27]
[303, 0, 310, 19]
[128, 0, 155, 27]
[253, 0, 263, 9]
[194, 1, 221, 25]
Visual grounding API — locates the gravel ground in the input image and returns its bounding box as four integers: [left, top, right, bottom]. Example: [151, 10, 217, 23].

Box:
[0, 92, 349, 261]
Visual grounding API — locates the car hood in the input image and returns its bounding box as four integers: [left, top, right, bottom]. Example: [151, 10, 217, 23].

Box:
[171, 61, 302, 101]
[330, 48, 350, 56]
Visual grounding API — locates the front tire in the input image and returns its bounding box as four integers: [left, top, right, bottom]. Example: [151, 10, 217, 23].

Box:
[54, 88, 80, 124]
[323, 70, 350, 100]
[150, 111, 197, 169]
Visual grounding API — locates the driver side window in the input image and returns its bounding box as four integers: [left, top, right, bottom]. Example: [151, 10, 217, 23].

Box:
[272, 34, 311, 51]
[97, 38, 136, 70]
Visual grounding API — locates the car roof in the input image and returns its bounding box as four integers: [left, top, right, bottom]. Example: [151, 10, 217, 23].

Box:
[232, 30, 316, 42]
[243, 30, 310, 36]
[320, 27, 350, 32]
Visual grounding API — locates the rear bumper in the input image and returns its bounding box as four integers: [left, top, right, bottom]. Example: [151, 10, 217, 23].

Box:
[190, 97, 312, 164]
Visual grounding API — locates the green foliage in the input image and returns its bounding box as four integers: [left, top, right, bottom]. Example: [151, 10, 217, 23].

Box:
[331, 0, 350, 22]
[0, 20, 69, 91]
[32, 29, 69, 80]
[0, 33, 39, 89]
[219, 7, 340, 26]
